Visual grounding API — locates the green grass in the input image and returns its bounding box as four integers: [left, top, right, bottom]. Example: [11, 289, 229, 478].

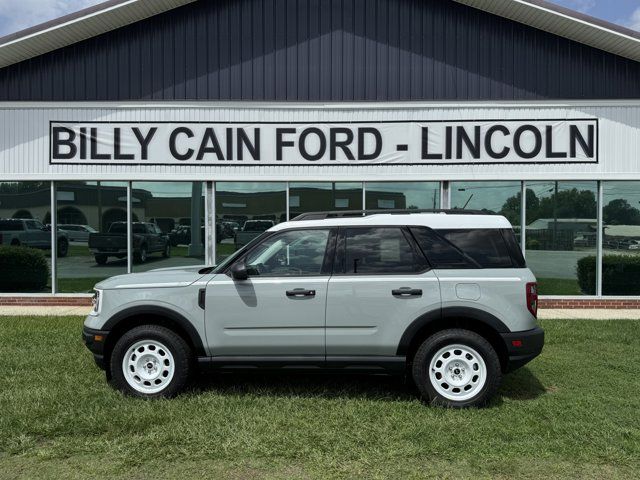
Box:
[57, 277, 107, 293]
[537, 277, 582, 296]
[1, 317, 639, 479]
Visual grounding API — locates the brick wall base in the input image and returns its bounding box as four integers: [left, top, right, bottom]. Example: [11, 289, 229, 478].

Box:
[0, 296, 92, 306]
[1, 296, 640, 309]
[538, 298, 640, 309]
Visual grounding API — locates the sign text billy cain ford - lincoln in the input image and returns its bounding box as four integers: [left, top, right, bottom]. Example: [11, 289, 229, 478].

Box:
[50, 119, 597, 165]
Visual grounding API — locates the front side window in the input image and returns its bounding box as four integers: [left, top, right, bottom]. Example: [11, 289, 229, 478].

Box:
[244, 229, 331, 276]
[342, 227, 424, 274]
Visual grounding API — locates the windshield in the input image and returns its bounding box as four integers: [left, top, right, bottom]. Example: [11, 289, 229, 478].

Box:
[210, 230, 273, 274]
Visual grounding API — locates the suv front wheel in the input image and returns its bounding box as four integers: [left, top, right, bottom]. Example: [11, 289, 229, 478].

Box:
[412, 329, 502, 408]
[109, 325, 192, 398]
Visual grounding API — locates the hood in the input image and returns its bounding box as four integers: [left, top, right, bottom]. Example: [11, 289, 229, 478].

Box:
[95, 266, 208, 290]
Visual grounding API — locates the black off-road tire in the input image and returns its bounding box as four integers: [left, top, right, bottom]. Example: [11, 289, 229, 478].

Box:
[95, 254, 108, 265]
[109, 325, 192, 399]
[412, 329, 502, 408]
[57, 238, 69, 257]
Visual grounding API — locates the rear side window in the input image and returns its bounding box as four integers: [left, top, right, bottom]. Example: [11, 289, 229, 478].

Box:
[409, 227, 477, 269]
[342, 227, 425, 274]
[410, 227, 522, 269]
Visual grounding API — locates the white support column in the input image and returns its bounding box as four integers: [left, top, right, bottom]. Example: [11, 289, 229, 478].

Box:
[50, 181, 57, 294]
[596, 180, 603, 296]
[127, 182, 132, 273]
[285, 182, 290, 221]
[441, 181, 450, 209]
[520, 181, 527, 256]
[362, 182, 366, 211]
[208, 181, 216, 265]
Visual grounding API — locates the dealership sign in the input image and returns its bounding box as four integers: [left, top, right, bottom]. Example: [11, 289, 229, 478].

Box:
[50, 119, 597, 165]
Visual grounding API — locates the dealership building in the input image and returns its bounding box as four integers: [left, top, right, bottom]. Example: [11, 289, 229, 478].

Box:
[1, 0, 640, 306]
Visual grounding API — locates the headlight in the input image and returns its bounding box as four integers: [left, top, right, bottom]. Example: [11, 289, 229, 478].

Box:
[90, 289, 102, 315]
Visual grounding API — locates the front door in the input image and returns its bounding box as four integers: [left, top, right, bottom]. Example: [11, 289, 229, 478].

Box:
[205, 228, 335, 356]
[326, 226, 441, 357]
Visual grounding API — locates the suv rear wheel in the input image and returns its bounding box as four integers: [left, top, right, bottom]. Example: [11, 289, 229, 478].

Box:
[109, 325, 191, 398]
[412, 329, 501, 408]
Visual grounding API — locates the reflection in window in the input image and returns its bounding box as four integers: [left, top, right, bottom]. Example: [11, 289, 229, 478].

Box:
[0, 182, 52, 292]
[343, 227, 423, 274]
[365, 182, 440, 210]
[524, 181, 597, 295]
[602, 182, 640, 295]
[131, 182, 205, 272]
[451, 181, 521, 226]
[289, 183, 363, 218]
[216, 182, 286, 262]
[245, 229, 330, 276]
[55, 181, 128, 292]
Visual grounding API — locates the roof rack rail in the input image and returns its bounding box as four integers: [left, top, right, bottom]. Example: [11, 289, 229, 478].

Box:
[290, 209, 491, 221]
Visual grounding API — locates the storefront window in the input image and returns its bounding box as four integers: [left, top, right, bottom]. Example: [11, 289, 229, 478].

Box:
[525, 181, 597, 295]
[451, 181, 521, 223]
[289, 182, 363, 218]
[602, 182, 640, 295]
[216, 182, 286, 262]
[131, 182, 206, 272]
[55, 182, 128, 292]
[365, 182, 440, 210]
[0, 182, 52, 293]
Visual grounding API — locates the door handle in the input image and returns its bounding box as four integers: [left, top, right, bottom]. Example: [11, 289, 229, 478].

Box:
[286, 288, 316, 297]
[392, 288, 422, 297]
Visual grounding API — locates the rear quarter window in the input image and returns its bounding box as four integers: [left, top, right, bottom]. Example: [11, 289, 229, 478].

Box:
[410, 227, 524, 269]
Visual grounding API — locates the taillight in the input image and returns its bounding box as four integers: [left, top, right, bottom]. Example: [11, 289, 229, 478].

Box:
[526, 282, 538, 318]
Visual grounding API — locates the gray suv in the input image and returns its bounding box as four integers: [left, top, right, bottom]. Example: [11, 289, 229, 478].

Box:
[83, 210, 544, 408]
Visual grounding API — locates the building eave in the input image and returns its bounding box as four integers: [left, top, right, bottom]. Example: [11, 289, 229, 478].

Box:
[454, 0, 640, 62]
[0, 0, 196, 69]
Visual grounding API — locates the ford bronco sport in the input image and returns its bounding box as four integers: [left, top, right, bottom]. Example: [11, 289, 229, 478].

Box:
[83, 210, 544, 408]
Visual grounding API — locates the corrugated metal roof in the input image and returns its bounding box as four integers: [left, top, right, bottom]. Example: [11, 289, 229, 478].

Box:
[0, 0, 638, 69]
[454, 0, 640, 62]
[0, 0, 195, 68]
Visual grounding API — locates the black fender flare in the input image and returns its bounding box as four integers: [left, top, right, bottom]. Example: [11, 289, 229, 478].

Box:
[396, 306, 509, 356]
[102, 305, 206, 356]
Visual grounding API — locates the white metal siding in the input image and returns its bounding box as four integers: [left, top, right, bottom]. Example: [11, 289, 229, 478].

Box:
[1, 101, 639, 181]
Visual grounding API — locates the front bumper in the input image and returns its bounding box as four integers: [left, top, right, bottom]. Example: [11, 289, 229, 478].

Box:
[500, 326, 544, 372]
[82, 326, 109, 370]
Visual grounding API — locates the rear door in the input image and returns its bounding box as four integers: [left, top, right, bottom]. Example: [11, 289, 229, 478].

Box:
[325, 226, 441, 357]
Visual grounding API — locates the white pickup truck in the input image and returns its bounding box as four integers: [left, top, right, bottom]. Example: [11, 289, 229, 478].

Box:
[0, 218, 69, 257]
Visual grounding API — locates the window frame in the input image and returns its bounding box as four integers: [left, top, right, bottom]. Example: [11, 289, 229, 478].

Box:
[333, 225, 430, 276]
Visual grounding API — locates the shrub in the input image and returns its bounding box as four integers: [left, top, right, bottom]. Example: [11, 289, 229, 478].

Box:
[0, 246, 49, 292]
[577, 254, 640, 296]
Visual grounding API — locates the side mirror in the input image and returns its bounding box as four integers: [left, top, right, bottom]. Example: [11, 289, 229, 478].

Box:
[230, 262, 249, 281]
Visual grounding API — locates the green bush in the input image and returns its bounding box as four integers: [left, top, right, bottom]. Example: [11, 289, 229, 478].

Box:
[0, 246, 49, 292]
[577, 254, 640, 295]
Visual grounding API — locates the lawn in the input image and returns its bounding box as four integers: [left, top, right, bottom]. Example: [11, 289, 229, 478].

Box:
[0, 317, 638, 479]
[537, 277, 582, 296]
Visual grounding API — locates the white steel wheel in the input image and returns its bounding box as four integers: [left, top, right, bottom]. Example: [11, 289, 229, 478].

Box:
[122, 339, 175, 394]
[428, 343, 487, 402]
